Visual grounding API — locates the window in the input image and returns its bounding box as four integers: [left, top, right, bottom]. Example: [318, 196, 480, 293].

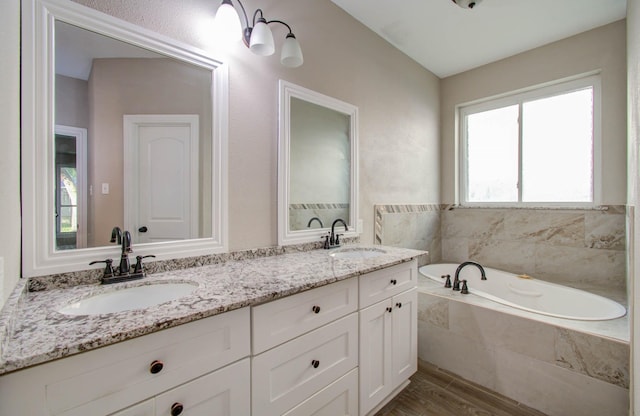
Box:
[459, 75, 600, 206]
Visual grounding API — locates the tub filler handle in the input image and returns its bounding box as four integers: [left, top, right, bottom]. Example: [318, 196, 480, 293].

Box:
[443, 274, 452, 288]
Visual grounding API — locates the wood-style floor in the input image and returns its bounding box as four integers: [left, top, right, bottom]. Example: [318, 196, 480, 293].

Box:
[375, 360, 549, 416]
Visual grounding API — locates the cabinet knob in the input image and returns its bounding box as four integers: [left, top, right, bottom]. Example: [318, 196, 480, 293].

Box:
[311, 359, 320, 368]
[390, 279, 397, 285]
[312, 305, 321, 314]
[386, 307, 393, 313]
[396, 302, 402, 308]
[171, 402, 184, 416]
[149, 360, 164, 374]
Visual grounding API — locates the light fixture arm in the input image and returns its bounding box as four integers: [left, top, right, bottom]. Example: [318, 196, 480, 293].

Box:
[252, 8, 265, 26]
[267, 19, 294, 35]
[216, 0, 303, 67]
[229, 1, 297, 46]
[234, 0, 250, 28]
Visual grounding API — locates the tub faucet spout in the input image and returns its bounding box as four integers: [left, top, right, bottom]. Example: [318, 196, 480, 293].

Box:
[454, 261, 486, 290]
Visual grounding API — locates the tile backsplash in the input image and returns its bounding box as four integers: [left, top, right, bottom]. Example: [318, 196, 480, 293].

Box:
[374, 204, 441, 266]
[375, 204, 626, 291]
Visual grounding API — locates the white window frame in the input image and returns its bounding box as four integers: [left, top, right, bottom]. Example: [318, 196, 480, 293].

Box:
[458, 74, 602, 208]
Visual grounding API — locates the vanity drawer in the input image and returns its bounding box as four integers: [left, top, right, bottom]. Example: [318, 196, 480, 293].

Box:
[252, 313, 358, 416]
[252, 277, 358, 354]
[359, 260, 417, 308]
[46, 308, 250, 416]
[282, 368, 358, 416]
[155, 358, 250, 416]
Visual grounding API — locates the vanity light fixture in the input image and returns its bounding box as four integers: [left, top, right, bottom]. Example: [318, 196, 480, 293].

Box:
[214, 0, 304, 67]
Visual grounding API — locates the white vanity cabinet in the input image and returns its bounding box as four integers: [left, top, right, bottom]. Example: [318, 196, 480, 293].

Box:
[358, 260, 418, 416]
[0, 307, 251, 416]
[0, 257, 420, 416]
[251, 278, 359, 416]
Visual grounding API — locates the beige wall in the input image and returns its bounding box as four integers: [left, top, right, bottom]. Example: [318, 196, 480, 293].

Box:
[440, 20, 627, 205]
[72, 0, 441, 250]
[55, 75, 89, 129]
[627, 0, 640, 413]
[0, 1, 21, 306]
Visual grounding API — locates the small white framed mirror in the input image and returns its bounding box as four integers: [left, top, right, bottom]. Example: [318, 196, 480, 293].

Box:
[278, 80, 359, 245]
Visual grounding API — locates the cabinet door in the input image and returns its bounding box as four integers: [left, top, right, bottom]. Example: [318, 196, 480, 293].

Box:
[155, 358, 250, 416]
[359, 299, 393, 416]
[391, 288, 418, 388]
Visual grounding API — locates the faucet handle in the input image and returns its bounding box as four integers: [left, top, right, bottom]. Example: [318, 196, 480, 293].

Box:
[444, 275, 452, 288]
[321, 234, 330, 249]
[89, 259, 115, 278]
[335, 233, 344, 246]
[133, 255, 156, 276]
[460, 280, 469, 294]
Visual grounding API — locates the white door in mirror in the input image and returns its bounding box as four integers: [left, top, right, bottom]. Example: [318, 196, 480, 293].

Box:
[124, 115, 199, 244]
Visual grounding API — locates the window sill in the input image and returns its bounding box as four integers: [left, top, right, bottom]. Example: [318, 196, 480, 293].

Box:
[448, 204, 620, 212]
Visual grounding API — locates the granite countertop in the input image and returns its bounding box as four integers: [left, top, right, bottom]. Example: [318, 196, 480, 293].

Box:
[0, 245, 424, 375]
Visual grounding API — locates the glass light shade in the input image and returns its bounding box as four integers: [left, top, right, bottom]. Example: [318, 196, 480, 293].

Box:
[249, 18, 275, 56]
[213, 0, 242, 42]
[281, 34, 303, 68]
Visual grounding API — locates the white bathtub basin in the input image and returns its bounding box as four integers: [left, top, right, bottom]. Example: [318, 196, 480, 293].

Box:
[419, 263, 626, 321]
[58, 282, 198, 316]
[329, 247, 387, 259]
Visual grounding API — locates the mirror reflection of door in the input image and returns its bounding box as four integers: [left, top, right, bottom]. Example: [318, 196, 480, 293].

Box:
[124, 115, 199, 244]
[54, 125, 87, 249]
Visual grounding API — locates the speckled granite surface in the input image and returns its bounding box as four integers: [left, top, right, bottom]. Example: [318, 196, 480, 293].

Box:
[0, 245, 423, 375]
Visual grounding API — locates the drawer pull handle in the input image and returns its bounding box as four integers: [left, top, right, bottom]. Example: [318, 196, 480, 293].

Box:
[386, 307, 393, 313]
[396, 302, 403, 308]
[390, 279, 397, 285]
[311, 359, 320, 368]
[312, 305, 321, 314]
[149, 360, 164, 374]
[171, 402, 184, 416]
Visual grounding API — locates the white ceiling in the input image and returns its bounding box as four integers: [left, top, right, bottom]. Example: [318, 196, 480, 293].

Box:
[56, 21, 164, 80]
[331, 0, 627, 78]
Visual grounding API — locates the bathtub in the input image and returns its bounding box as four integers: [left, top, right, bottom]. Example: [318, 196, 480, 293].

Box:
[419, 263, 626, 321]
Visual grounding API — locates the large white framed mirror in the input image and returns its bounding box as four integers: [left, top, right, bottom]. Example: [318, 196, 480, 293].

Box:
[22, 0, 229, 276]
[278, 80, 359, 245]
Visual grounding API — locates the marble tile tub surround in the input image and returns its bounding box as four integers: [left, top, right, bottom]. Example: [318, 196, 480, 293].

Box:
[418, 280, 630, 416]
[374, 204, 441, 266]
[374, 204, 627, 292]
[441, 206, 627, 291]
[0, 245, 423, 375]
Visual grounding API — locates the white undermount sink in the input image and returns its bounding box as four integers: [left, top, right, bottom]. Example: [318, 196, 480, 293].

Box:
[329, 247, 387, 259]
[58, 282, 198, 316]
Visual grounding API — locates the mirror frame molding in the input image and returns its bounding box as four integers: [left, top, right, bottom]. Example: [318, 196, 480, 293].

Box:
[278, 80, 359, 245]
[22, 0, 229, 276]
